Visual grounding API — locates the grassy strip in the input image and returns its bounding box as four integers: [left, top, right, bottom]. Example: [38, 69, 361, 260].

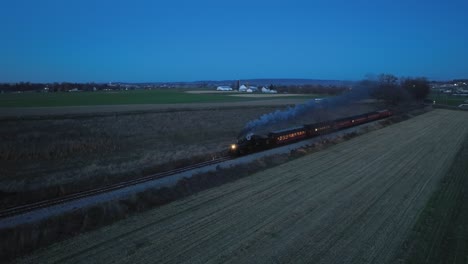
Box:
[0, 107, 429, 262]
[433, 104, 468, 112]
[396, 135, 468, 263]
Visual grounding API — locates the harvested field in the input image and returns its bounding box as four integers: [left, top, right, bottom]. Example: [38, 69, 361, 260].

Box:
[17, 109, 468, 263]
[396, 131, 468, 263]
[0, 99, 311, 117]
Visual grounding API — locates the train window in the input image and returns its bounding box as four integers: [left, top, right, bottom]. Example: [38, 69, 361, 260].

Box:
[277, 130, 305, 141]
[316, 126, 330, 131]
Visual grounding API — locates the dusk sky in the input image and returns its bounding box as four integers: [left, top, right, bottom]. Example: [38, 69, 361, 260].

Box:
[1, 0, 467, 83]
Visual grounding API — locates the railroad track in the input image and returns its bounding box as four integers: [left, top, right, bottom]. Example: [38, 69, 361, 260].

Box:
[0, 156, 233, 219]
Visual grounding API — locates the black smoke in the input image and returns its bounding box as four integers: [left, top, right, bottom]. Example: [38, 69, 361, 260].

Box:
[238, 85, 372, 138]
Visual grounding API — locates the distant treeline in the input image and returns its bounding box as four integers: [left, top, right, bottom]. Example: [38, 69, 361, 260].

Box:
[0, 82, 113, 92]
[452, 79, 468, 83]
[272, 84, 349, 95]
[0, 82, 349, 95]
[362, 74, 431, 104]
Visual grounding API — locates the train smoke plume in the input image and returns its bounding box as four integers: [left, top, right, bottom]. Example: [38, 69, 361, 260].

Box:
[239, 86, 370, 138]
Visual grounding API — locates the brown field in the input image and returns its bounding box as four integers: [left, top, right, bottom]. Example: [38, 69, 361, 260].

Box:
[0, 99, 310, 117]
[16, 109, 468, 263]
[0, 106, 284, 196]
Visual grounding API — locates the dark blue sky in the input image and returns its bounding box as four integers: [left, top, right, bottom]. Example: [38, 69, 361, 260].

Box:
[1, 0, 467, 82]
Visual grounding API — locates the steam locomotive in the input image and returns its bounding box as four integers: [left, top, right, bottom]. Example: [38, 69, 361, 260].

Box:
[230, 109, 392, 155]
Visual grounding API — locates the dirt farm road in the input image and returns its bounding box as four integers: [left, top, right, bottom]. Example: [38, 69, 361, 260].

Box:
[18, 109, 468, 264]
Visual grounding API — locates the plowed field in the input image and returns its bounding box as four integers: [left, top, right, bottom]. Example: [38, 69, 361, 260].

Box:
[18, 109, 468, 264]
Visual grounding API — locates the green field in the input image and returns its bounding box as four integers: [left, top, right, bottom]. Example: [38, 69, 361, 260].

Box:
[0, 90, 320, 107]
[429, 92, 467, 106]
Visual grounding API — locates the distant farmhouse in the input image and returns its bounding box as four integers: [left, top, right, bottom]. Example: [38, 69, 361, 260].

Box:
[261, 86, 277, 93]
[239, 84, 248, 92]
[238, 84, 259, 93]
[216, 81, 276, 93]
[237, 84, 277, 93]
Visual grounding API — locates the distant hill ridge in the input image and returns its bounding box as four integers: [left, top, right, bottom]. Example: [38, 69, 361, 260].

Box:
[149, 79, 355, 87]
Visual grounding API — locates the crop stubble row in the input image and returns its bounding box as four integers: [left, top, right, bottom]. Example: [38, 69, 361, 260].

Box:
[18, 109, 468, 264]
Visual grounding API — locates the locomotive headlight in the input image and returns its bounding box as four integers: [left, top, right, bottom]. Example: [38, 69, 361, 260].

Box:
[231, 144, 237, 150]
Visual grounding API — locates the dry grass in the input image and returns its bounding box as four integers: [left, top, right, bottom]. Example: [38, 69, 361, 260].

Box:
[0, 106, 291, 204]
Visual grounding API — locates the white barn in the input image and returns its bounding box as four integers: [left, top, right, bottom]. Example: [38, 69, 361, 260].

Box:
[216, 86, 233, 91]
[261, 87, 277, 93]
[239, 85, 259, 92]
[239, 85, 248, 92]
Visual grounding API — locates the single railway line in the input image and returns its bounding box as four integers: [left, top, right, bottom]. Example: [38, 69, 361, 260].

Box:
[0, 156, 233, 219]
[0, 108, 408, 220]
